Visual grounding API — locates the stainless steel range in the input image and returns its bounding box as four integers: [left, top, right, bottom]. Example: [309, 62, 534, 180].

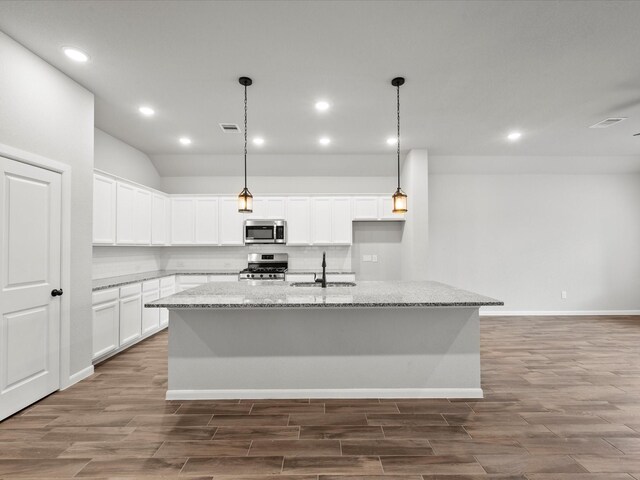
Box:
[239, 253, 288, 283]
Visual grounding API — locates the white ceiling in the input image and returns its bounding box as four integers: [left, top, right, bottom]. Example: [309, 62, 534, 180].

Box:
[1, 0, 640, 159]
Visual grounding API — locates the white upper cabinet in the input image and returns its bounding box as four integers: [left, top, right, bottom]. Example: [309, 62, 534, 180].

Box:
[93, 174, 117, 244]
[352, 195, 405, 221]
[311, 197, 352, 245]
[171, 197, 195, 245]
[249, 197, 286, 220]
[195, 197, 219, 244]
[116, 182, 136, 244]
[219, 197, 244, 245]
[311, 197, 333, 245]
[331, 197, 353, 244]
[265, 197, 287, 219]
[134, 188, 152, 244]
[151, 193, 169, 245]
[286, 197, 311, 245]
[352, 196, 380, 220]
[96, 170, 403, 248]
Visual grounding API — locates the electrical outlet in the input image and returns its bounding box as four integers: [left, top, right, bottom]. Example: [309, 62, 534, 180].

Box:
[177, 261, 185, 267]
[363, 255, 372, 262]
[372, 255, 378, 263]
[561, 291, 567, 299]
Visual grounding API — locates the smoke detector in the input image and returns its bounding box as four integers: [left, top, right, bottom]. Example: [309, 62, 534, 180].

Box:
[589, 117, 627, 128]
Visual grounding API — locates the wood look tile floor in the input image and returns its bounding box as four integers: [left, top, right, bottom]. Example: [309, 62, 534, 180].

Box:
[0, 315, 639, 479]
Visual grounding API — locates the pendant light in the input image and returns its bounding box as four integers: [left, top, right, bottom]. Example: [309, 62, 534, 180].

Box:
[238, 76, 253, 213]
[391, 77, 407, 213]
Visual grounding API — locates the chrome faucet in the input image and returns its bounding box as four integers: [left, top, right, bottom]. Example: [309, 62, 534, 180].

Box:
[316, 251, 327, 288]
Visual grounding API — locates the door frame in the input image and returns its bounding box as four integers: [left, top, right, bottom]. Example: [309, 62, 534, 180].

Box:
[0, 142, 73, 389]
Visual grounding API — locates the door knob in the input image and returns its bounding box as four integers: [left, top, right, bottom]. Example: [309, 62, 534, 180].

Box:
[51, 289, 63, 297]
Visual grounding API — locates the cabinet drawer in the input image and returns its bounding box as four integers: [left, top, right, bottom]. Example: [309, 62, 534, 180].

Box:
[120, 283, 142, 298]
[92, 288, 119, 304]
[142, 279, 160, 292]
[159, 276, 176, 289]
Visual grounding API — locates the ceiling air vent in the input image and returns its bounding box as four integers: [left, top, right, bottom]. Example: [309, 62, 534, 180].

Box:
[219, 123, 241, 133]
[589, 117, 627, 128]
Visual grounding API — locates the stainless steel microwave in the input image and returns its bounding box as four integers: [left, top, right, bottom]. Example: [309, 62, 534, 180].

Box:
[244, 219, 287, 244]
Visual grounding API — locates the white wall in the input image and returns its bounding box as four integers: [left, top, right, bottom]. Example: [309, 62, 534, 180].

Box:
[92, 247, 164, 279]
[92, 244, 352, 279]
[351, 222, 403, 280]
[95, 128, 161, 189]
[162, 245, 352, 273]
[0, 31, 94, 375]
[427, 172, 640, 313]
[162, 175, 395, 195]
[400, 149, 429, 280]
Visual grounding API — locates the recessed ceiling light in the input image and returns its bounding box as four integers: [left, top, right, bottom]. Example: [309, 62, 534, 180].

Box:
[319, 137, 331, 146]
[315, 101, 330, 111]
[386, 137, 398, 145]
[179, 137, 192, 146]
[507, 131, 522, 141]
[63, 47, 89, 63]
[138, 106, 155, 117]
[253, 137, 265, 146]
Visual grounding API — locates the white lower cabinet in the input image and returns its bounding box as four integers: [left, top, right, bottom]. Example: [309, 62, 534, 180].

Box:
[119, 284, 142, 347]
[142, 280, 160, 335]
[92, 276, 176, 363]
[159, 276, 176, 327]
[92, 288, 119, 360]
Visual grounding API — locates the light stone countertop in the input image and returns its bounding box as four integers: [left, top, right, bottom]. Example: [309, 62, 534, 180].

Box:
[146, 280, 503, 309]
[92, 269, 355, 291]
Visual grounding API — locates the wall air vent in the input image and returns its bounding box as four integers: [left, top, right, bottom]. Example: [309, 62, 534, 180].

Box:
[219, 123, 241, 133]
[589, 117, 627, 128]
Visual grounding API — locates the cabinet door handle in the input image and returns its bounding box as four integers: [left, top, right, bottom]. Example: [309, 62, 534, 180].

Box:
[51, 289, 64, 297]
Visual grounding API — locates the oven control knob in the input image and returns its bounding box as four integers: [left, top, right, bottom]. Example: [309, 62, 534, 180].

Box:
[260, 274, 264, 278]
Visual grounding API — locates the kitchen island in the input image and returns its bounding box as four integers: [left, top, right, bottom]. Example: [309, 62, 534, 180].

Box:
[148, 281, 502, 400]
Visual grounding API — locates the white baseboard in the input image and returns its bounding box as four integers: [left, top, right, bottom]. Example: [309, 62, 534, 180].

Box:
[166, 387, 484, 401]
[481, 310, 640, 317]
[63, 365, 94, 389]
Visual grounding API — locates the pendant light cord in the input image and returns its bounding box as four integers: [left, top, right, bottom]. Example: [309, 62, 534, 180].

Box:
[396, 83, 401, 190]
[244, 84, 248, 190]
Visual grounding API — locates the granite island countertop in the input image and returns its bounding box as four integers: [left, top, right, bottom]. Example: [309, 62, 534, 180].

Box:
[146, 280, 503, 309]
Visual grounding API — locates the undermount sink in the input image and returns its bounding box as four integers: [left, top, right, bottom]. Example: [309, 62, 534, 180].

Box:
[291, 282, 356, 288]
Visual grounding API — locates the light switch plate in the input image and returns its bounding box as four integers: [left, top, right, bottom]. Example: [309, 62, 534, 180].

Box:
[363, 255, 372, 262]
[372, 255, 378, 262]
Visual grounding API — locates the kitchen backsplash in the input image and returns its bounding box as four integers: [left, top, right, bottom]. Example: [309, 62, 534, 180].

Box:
[92, 245, 352, 279]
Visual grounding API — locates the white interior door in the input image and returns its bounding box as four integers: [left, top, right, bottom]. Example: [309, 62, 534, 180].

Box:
[0, 157, 62, 420]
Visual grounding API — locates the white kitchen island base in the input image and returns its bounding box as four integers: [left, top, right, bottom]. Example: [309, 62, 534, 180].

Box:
[166, 306, 484, 400]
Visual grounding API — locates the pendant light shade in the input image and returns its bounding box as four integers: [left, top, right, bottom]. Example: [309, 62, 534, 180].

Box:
[238, 76, 253, 213]
[392, 187, 407, 213]
[391, 77, 407, 214]
[238, 187, 253, 212]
